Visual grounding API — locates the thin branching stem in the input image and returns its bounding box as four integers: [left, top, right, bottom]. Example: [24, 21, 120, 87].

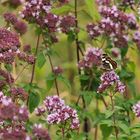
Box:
[30, 34, 40, 84]
[47, 54, 59, 96]
[27, 34, 40, 105]
[110, 94, 119, 140]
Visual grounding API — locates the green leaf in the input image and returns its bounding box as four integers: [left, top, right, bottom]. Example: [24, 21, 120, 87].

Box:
[127, 61, 136, 72]
[82, 91, 95, 106]
[0, 76, 5, 80]
[105, 110, 114, 119]
[120, 46, 128, 58]
[51, 5, 72, 14]
[35, 27, 42, 35]
[100, 124, 113, 139]
[37, 52, 46, 68]
[46, 73, 55, 91]
[131, 123, 140, 129]
[118, 121, 130, 135]
[128, 82, 136, 97]
[4, 64, 12, 72]
[120, 69, 135, 82]
[85, 0, 100, 20]
[67, 31, 75, 43]
[79, 75, 89, 80]
[100, 120, 113, 127]
[28, 92, 40, 113]
[57, 75, 71, 89]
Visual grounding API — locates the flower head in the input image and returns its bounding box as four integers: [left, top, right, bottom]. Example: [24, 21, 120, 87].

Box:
[132, 102, 140, 117]
[78, 47, 103, 69]
[98, 70, 125, 93]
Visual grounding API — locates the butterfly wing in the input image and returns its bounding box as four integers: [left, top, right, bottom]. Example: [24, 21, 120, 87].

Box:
[101, 54, 117, 70]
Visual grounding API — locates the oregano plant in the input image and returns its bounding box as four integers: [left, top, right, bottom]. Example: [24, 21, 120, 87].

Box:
[0, 0, 140, 140]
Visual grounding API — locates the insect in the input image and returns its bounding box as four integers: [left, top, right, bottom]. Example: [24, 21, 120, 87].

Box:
[101, 54, 117, 71]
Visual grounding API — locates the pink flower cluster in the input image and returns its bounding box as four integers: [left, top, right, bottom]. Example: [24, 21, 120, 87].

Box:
[53, 66, 63, 75]
[0, 91, 30, 140]
[98, 70, 126, 93]
[121, 0, 135, 6]
[10, 87, 28, 100]
[4, 12, 27, 35]
[33, 124, 51, 140]
[133, 31, 140, 50]
[87, 5, 138, 48]
[0, 69, 14, 89]
[132, 101, 140, 118]
[60, 15, 76, 33]
[96, 0, 111, 6]
[0, 28, 35, 64]
[21, 0, 75, 33]
[0, 128, 30, 140]
[0, 92, 29, 121]
[78, 47, 103, 69]
[21, 0, 56, 28]
[35, 95, 80, 129]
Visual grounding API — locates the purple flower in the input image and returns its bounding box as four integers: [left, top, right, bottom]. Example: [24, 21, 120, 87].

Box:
[21, 0, 51, 25]
[78, 47, 103, 69]
[0, 128, 30, 140]
[98, 70, 125, 93]
[132, 102, 140, 117]
[0, 92, 29, 121]
[60, 15, 76, 33]
[133, 31, 140, 50]
[10, 87, 28, 100]
[23, 44, 31, 53]
[38, 95, 80, 130]
[96, 0, 111, 6]
[53, 66, 63, 75]
[44, 95, 65, 112]
[115, 81, 126, 93]
[0, 69, 14, 89]
[3, 12, 18, 24]
[0, 28, 20, 51]
[127, 14, 137, 29]
[35, 106, 46, 116]
[87, 23, 101, 39]
[33, 124, 51, 140]
[17, 51, 35, 64]
[47, 105, 80, 129]
[121, 0, 135, 6]
[44, 13, 59, 32]
[14, 20, 27, 35]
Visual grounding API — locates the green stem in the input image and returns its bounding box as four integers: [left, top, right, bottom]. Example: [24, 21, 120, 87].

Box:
[47, 54, 59, 96]
[110, 94, 118, 140]
[27, 34, 40, 105]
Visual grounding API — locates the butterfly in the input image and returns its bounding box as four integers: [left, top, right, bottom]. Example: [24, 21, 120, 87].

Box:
[101, 54, 117, 71]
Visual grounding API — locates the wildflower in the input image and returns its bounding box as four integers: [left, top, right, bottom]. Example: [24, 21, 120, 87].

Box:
[98, 70, 125, 93]
[60, 15, 76, 33]
[10, 87, 28, 100]
[33, 124, 51, 140]
[3, 12, 18, 25]
[53, 66, 63, 75]
[132, 102, 140, 117]
[35, 106, 46, 116]
[78, 47, 103, 69]
[23, 44, 31, 53]
[37, 95, 80, 130]
[0, 69, 14, 89]
[14, 20, 27, 35]
[44, 95, 65, 112]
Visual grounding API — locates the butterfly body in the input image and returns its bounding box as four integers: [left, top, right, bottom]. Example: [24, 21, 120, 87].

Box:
[101, 54, 117, 71]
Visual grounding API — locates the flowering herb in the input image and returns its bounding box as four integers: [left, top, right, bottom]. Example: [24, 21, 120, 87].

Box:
[0, 0, 140, 139]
